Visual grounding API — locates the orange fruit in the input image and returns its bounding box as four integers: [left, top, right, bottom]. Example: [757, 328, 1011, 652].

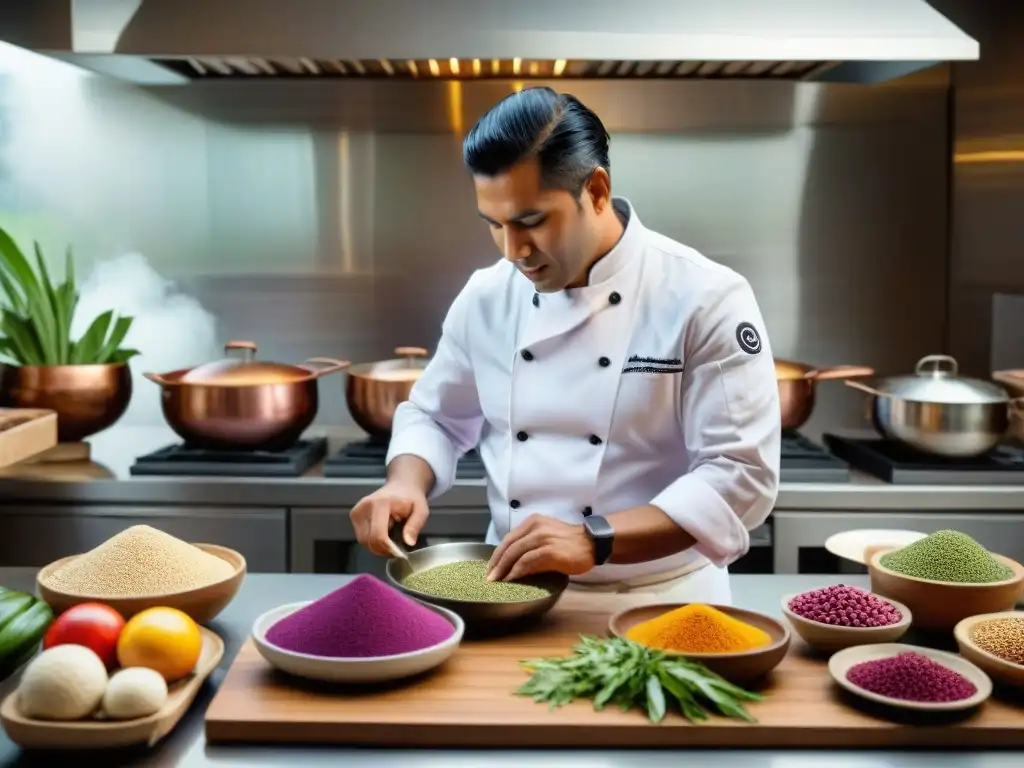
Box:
[117, 607, 202, 683]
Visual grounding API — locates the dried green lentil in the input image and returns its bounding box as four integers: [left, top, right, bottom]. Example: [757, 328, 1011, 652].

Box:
[879, 529, 1014, 584]
[970, 618, 1024, 665]
[402, 560, 551, 603]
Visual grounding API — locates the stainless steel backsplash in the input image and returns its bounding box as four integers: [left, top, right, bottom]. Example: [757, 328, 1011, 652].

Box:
[0, 42, 953, 438]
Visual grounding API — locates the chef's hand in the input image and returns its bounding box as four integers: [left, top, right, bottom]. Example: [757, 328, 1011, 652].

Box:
[350, 482, 429, 557]
[486, 514, 595, 582]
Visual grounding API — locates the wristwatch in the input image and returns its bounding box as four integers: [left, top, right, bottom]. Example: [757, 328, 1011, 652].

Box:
[583, 515, 615, 566]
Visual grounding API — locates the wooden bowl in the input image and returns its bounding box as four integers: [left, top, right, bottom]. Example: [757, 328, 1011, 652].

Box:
[867, 548, 1024, 632]
[829, 642, 992, 713]
[252, 600, 464, 684]
[954, 611, 1024, 688]
[780, 592, 912, 652]
[37, 544, 246, 625]
[608, 602, 790, 683]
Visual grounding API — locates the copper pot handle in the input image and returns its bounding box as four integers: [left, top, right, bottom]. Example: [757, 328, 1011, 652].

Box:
[845, 379, 892, 398]
[993, 371, 1024, 397]
[142, 372, 168, 385]
[804, 365, 875, 381]
[225, 340, 257, 351]
[395, 346, 429, 358]
[299, 357, 351, 378]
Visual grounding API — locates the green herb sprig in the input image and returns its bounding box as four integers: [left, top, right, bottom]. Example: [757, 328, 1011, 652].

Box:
[0, 227, 139, 366]
[517, 635, 765, 724]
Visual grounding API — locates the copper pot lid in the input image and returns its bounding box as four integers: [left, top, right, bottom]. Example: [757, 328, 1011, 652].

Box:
[178, 341, 348, 385]
[350, 347, 430, 381]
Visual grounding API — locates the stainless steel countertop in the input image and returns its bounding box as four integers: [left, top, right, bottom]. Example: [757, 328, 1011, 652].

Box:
[1, 426, 1024, 511]
[0, 570, 1019, 767]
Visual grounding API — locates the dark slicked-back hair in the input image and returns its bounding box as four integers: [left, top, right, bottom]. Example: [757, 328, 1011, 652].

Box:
[462, 87, 611, 196]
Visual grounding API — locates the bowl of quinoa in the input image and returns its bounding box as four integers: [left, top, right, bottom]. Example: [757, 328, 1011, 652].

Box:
[829, 643, 992, 713]
[954, 610, 1024, 688]
[782, 585, 912, 652]
[38, 524, 246, 624]
[867, 530, 1024, 632]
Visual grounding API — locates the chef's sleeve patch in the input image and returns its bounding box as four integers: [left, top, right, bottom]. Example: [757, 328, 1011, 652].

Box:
[735, 322, 762, 355]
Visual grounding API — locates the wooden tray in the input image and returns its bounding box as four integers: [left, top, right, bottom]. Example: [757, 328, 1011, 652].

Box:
[0, 408, 56, 468]
[1, 627, 223, 750]
[204, 592, 1024, 749]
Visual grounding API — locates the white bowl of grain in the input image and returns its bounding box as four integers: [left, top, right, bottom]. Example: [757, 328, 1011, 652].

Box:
[37, 525, 246, 624]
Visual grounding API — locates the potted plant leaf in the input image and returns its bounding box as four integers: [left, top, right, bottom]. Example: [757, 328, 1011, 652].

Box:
[0, 227, 138, 451]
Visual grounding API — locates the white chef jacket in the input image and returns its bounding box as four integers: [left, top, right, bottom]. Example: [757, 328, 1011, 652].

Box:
[386, 197, 781, 584]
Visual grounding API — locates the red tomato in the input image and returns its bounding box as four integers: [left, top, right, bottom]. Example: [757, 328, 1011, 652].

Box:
[43, 602, 125, 669]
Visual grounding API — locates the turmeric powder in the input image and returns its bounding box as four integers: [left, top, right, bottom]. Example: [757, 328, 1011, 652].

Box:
[625, 603, 771, 654]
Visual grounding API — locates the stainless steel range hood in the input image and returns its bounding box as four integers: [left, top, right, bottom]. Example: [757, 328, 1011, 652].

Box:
[5, 0, 978, 85]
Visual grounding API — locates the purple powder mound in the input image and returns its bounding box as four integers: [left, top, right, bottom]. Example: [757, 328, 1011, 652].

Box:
[788, 584, 902, 628]
[846, 652, 978, 703]
[264, 573, 456, 658]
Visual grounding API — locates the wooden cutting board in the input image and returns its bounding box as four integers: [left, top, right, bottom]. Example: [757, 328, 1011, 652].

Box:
[204, 592, 1024, 748]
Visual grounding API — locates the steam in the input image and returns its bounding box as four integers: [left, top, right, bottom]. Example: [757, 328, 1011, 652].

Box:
[72, 253, 219, 426]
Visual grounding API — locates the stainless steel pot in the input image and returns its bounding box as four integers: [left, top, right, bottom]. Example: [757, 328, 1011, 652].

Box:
[846, 355, 1024, 457]
[144, 341, 349, 450]
[345, 346, 429, 438]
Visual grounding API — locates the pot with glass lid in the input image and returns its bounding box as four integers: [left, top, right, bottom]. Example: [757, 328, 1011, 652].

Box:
[345, 347, 430, 438]
[143, 341, 349, 450]
[845, 355, 1024, 457]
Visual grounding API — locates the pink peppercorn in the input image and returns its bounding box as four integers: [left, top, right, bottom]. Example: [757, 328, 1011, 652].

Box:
[788, 585, 901, 628]
[846, 652, 977, 703]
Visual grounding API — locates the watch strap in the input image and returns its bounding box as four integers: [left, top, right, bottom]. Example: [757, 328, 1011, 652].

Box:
[584, 515, 614, 566]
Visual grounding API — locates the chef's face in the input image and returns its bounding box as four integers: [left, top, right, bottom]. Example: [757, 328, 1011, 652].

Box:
[474, 158, 609, 292]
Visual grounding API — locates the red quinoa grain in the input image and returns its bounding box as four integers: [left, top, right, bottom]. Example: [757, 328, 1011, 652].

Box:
[846, 652, 977, 703]
[788, 585, 902, 628]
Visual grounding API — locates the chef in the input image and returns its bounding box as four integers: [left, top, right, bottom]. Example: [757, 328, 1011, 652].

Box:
[350, 86, 781, 604]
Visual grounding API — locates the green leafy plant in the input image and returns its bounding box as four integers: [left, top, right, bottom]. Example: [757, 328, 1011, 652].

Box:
[517, 635, 765, 724]
[0, 227, 139, 366]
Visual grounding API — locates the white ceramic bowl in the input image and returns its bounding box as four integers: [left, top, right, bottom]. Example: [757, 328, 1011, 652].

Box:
[781, 592, 913, 652]
[251, 600, 464, 684]
[828, 642, 992, 713]
[824, 529, 927, 566]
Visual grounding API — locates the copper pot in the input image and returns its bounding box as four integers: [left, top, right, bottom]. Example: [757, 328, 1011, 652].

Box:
[144, 341, 349, 450]
[775, 359, 874, 431]
[993, 370, 1024, 443]
[346, 346, 429, 438]
[0, 363, 132, 442]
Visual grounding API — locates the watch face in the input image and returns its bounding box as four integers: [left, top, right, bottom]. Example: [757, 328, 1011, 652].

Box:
[586, 516, 613, 538]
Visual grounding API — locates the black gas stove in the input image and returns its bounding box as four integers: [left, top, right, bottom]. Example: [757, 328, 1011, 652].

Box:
[129, 438, 328, 478]
[825, 434, 1024, 485]
[780, 432, 850, 483]
[322, 438, 487, 480]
